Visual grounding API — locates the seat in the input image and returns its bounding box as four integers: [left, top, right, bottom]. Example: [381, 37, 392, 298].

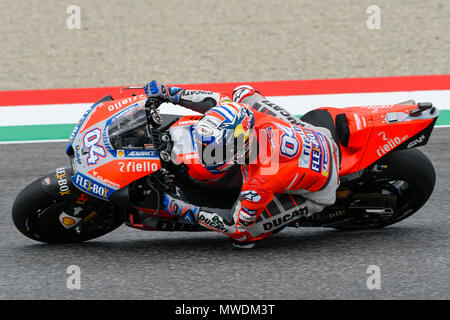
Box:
[300, 109, 349, 164]
[300, 109, 339, 145]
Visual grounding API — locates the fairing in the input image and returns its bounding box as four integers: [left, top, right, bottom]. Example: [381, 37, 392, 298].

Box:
[67, 95, 161, 200]
[323, 103, 439, 176]
[66, 94, 439, 200]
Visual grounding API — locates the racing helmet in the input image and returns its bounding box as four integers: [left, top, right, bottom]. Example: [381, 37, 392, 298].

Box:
[193, 103, 255, 174]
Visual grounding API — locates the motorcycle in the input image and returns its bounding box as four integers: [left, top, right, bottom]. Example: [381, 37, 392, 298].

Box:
[12, 88, 439, 243]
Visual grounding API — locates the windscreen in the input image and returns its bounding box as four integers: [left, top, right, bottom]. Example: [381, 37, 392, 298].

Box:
[107, 105, 152, 149]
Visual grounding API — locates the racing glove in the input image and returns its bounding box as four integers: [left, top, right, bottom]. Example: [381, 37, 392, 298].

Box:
[163, 193, 199, 224]
[144, 80, 184, 104]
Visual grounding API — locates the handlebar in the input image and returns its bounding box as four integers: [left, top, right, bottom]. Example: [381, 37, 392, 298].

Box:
[120, 86, 164, 111]
[143, 97, 172, 164]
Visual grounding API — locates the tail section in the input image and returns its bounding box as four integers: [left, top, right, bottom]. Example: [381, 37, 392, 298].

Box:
[322, 102, 439, 176]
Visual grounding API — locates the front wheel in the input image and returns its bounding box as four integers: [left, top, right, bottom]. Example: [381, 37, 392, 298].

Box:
[12, 176, 128, 243]
[335, 148, 436, 230]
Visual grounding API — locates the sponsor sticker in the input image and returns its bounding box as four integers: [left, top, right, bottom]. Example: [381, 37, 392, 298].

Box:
[265, 126, 276, 149]
[125, 150, 158, 157]
[233, 87, 251, 102]
[316, 132, 329, 177]
[72, 173, 112, 199]
[198, 215, 228, 233]
[176, 119, 199, 126]
[55, 168, 71, 196]
[407, 135, 426, 149]
[182, 90, 214, 96]
[366, 105, 394, 113]
[90, 170, 121, 188]
[107, 97, 140, 112]
[59, 212, 82, 229]
[114, 149, 159, 158]
[41, 177, 51, 186]
[76, 193, 89, 205]
[74, 145, 82, 165]
[262, 207, 309, 231]
[203, 116, 223, 128]
[305, 130, 323, 174]
[376, 133, 409, 157]
[294, 126, 312, 168]
[197, 125, 214, 137]
[118, 160, 160, 173]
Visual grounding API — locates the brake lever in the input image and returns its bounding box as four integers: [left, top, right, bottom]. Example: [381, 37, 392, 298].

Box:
[120, 86, 164, 112]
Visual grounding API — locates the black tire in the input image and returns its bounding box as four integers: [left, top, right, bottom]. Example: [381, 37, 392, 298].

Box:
[335, 148, 435, 230]
[12, 177, 127, 243]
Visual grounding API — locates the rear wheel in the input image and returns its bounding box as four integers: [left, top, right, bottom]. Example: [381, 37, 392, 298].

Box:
[335, 149, 435, 230]
[12, 177, 127, 243]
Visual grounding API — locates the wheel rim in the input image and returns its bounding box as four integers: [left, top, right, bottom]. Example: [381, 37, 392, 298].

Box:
[24, 197, 125, 242]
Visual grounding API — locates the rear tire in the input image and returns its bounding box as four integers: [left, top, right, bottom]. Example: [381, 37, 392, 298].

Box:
[335, 148, 435, 230]
[12, 177, 127, 243]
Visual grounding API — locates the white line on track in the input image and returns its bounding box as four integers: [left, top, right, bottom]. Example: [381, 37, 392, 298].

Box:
[0, 90, 449, 127]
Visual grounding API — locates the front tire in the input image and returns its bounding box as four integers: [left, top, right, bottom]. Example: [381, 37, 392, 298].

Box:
[12, 177, 127, 243]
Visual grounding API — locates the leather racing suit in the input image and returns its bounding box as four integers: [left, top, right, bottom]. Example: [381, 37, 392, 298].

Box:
[156, 84, 340, 243]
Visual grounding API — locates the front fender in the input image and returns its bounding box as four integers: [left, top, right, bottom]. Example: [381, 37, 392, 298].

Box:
[39, 167, 81, 200]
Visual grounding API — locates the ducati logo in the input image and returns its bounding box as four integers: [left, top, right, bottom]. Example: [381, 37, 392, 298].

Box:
[198, 215, 228, 233]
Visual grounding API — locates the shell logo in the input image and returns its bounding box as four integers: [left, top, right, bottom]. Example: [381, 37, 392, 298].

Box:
[62, 217, 76, 227]
[117, 150, 125, 157]
[59, 213, 81, 229]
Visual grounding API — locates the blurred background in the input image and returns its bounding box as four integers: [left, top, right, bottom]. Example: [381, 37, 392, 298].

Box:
[0, 0, 449, 90]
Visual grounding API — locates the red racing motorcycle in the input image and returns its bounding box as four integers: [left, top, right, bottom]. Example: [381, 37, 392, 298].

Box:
[12, 90, 438, 243]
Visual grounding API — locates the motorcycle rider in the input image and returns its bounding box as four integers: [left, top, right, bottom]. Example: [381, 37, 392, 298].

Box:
[144, 80, 340, 248]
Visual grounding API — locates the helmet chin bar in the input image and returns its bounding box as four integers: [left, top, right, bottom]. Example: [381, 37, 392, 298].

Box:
[195, 122, 256, 172]
[199, 134, 252, 170]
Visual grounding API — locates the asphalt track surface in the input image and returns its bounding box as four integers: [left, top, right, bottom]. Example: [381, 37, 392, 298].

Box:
[0, 128, 449, 300]
[1, 0, 449, 301]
